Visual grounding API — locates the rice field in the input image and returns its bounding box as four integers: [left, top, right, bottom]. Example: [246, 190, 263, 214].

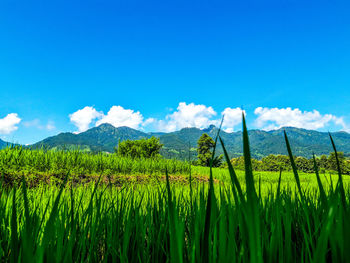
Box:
[1, 115, 350, 262]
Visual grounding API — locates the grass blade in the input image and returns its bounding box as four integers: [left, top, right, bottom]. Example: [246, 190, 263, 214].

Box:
[284, 130, 303, 198]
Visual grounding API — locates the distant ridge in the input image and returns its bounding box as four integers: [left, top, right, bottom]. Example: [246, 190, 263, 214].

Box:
[0, 138, 19, 149]
[30, 124, 350, 159]
[0, 139, 7, 148]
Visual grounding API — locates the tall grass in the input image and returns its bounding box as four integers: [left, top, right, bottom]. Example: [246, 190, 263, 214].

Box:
[0, 116, 349, 262]
[0, 147, 191, 180]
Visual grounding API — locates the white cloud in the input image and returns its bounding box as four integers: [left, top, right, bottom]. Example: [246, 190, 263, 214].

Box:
[221, 107, 245, 133]
[23, 119, 56, 131]
[254, 107, 346, 130]
[155, 102, 217, 132]
[96, 106, 143, 129]
[46, 121, 56, 131]
[141, 103, 244, 132]
[23, 119, 40, 128]
[69, 106, 103, 133]
[142, 118, 156, 127]
[0, 113, 21, 134]
[68, 103, 242, 133]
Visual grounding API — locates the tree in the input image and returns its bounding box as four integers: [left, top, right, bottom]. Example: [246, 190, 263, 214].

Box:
[328, 152, 346, 173]
[319, 155, 328, 170]
[295, 156, 312, 173]
[230, 156, 263, 171]
[261, 155, 290, 171]
[197, 133, 222, 167]
[116, 137, 163, 158]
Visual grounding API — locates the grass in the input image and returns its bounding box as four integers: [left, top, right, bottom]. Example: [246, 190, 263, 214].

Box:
[1, 115, 350, 262]
[0, 147, 191, 186]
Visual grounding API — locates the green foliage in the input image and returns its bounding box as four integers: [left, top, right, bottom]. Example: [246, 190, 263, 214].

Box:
[31, 122, 350, 160]
[231, 152, 350, 174]
[261, 154, 291, 171]
[328, 151, 349, 173]
[0, 146, 190, 185]
[196, 133, 223, 167]
[197, 133, 214, 166]
[116, 136, 163, 158]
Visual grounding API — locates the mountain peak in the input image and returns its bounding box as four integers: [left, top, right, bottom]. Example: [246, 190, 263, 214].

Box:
[202, 124, 217, 133]
[96, 123, 116, 129]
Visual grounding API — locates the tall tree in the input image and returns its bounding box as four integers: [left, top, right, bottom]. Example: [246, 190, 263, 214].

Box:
[197, 133, 214, 166]
[197, 133, 222, 167]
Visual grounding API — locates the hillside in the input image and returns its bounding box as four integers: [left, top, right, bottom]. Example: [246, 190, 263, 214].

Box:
[31, 124, 350, 159]
[0, 139, 7, 149]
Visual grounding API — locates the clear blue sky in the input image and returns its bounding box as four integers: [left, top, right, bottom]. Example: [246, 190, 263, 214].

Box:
[1, 0, 350, 144]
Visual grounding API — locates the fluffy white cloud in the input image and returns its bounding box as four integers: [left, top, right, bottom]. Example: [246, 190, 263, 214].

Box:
[70, 106, 144, 132]
[221, 107, 245, 133]
[96, 106, 143, 129]
[156, 102, 217, 132]
[69, 106, 103, 133]
[0, 113, 21, 134]
[141, 103, 244, 132]
[254, 107, 345, 130]
[68, 103, 242, 134]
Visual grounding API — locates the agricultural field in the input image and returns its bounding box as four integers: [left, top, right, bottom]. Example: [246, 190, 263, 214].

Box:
[0, 119, 349, 262]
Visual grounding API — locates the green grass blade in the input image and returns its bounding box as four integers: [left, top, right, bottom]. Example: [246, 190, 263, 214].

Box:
[21, 175, 33, 259]
[242, 113, 257, 201]
[329, 132, 346, 206]
[276, 168, 282, 199]
[219, 136, 244, 203]
[284, 130, 303, 198]
[242, 112, 262, 263]
[166, 168, 183, 263]
[312, 154, 327, 206]
[10, 187, 19, 263]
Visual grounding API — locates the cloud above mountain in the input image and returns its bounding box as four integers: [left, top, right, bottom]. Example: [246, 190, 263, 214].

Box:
[0, 113, 21, 135]
[154, 102, 217, 132]
[69, 106, 103, 133]
[143, 103, 244, 132]
[69, 106, 144, 133]
[96, 106, 143, 130]
[23, 119, 56, 131]
[68, 104, 347, 134]
[254, 107, 347, 131]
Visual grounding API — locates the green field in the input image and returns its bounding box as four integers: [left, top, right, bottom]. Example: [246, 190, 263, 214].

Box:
[1, 122, 350, 262]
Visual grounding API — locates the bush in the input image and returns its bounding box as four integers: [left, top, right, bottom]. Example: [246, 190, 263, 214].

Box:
[116, 137, 163, 159]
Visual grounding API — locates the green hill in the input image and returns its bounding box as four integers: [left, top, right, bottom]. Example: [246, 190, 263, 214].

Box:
[31, 124, 350, 159]
[0, 139, 7, 149]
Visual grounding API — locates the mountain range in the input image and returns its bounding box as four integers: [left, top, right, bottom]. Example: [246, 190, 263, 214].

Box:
[5, 123, 346, 160]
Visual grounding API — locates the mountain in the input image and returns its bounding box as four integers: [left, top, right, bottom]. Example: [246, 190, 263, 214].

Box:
[0, 139, 7, 149]
[31, 124, 350, 159]
[33, 124, 150, 152]
[0, 139, 19, 149]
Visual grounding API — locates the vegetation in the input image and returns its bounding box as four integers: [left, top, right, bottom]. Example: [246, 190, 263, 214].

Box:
[231, 152, 350, 173]
[1, 115, 350, 262]
[116, 137, 163, 159]
[27, 122, 350, 159]
[197, 133, 223, 167]
[0, 147, 191, 186]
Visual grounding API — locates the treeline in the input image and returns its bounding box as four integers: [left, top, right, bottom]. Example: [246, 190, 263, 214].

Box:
[231, 152, 350, 174]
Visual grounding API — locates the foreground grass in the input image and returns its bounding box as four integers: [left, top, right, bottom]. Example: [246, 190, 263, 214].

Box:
[1, 181, 349, 262]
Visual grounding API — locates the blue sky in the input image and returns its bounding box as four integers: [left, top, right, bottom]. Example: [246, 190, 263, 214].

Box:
[1, 0, 350, 144]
